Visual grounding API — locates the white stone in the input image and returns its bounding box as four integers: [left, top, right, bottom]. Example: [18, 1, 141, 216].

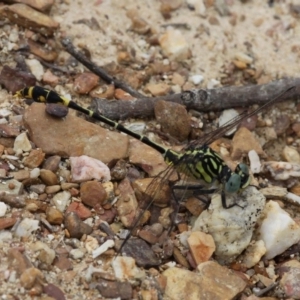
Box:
[0, 108, 12, 117]
[52, 191, 71, 212]
[190, 74, 204, 85]
[0, 230, 12, 243]
[92, 239, 114, 258]
[241, 240, 266, 268]
[159, 29, 190, 61]
[70, 155, 111, 182]
[15, 218, 39, 237]
[218, 109, 240, 136]
[0, 179, 23, 195]
[0, 202, 7, 217]
[258, 200, 300, 259]
[30, 241, 56, 265]
[193, 186, 266, 262]
[234, 52, 253, 64]
[112, 256, 145, 280]
[25, 59, 44, 81]
[186, 0, 206, 16]
[13, 132, 32, 154]
[206, 79, 220, 89]
[30, 168, 40, 178]
[249, 150, 262, 174]
[70, 249, 85, 260]
[85, 235, 99, 253]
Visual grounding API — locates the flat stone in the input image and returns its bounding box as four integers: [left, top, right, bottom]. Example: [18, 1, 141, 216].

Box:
[96, 279, 132, 300]
[117, 238, 161, 268]
[116, 177, 138, 228]
[11, 169, 30, 181]
[23, 103, 129, 164]
[73, 72, 99, 94]
[187, 231, 216, 265]
[163, 262, 247, 300]
[231, 127, 266, 160]
[66, 202, 92, 220]
[129, 139, 167, 177]
[0, 217, 17, 230]
[23, 148, 45, 168]
[0, 4, 59, 36]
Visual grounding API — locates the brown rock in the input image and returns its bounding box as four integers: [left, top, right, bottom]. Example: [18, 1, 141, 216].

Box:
[133, 177, 171, 207]
[114, 88, 135, 100]
[188, 231, 216, 265]
[42, 155, 61, 172]
[80, 181, 107, 208]
[173, 246, 190, 269]
[23, 103, 129, 164]
[43, 284, 66, 300]
[185, 196, 206, 216]
[40, 169, 58, 186]
[231, 127, 266, 160]
[66, 202, 92, 220]
[74, 72, 99, 94]
[116, 177, 138, 228]
[45, 185, 61, 194]
[23, 148, 45, 168]
[20, 267, 44, 289]
[129, 139, 168, 177]
[138, 229, 158, 244]
[0, 124, 20, 137]
[0, 217, 17, 230]
[53, 254, 73, 271]
[11, 169, 30, 181]
[154, 100, 191, 142]
[96, 279, 132, 299]
[64, 212, 93, 238]
[145, 82, 171, 96]
[42, 69, 59, 85]
[292, 122, 300, 137]
[163, 262, 247, 300]
[0, 65, 36, 94]
[0, 4, 59, 36]
[28, 39, 58, 62]
[46, 207, 64, 225]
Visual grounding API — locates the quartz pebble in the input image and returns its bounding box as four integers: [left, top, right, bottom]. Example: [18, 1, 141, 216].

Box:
[13, 132, 32, 154]
[70, 249, 85, 260]
[92, 239, 114, 258]
[241, 240, 266, 268]
[70, 155, 111, 182]
[159, 29, 190, 61]
[30, 241, 56, 265]
[193, 187, 265, 262]
[15, 218, 39, 237]
[0, 201, 7, 217]
[258, 200, 300, 259]
[112, 256, 145, 281]
[25, 59, 44, 81]
[52, 191, 71, 212]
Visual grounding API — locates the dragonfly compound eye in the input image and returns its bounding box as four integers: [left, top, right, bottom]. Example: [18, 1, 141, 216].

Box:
[225, 173, 241, 193]
[235, 163, 251, 188]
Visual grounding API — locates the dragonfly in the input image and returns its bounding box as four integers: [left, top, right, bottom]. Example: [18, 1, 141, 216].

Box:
[15, 85, 295, 254]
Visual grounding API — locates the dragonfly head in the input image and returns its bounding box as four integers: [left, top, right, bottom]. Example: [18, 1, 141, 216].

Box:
[224, 163, 250, 193]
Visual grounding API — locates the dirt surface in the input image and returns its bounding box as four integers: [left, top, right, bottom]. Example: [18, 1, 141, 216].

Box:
[1, 1, 300, 300]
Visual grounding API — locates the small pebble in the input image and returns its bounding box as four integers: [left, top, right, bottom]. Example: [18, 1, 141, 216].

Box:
[52, 191, 71, 212]
[70, 249, 85, 260]
[15, 218, 39, 237]
[0, 202, 8, 217]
